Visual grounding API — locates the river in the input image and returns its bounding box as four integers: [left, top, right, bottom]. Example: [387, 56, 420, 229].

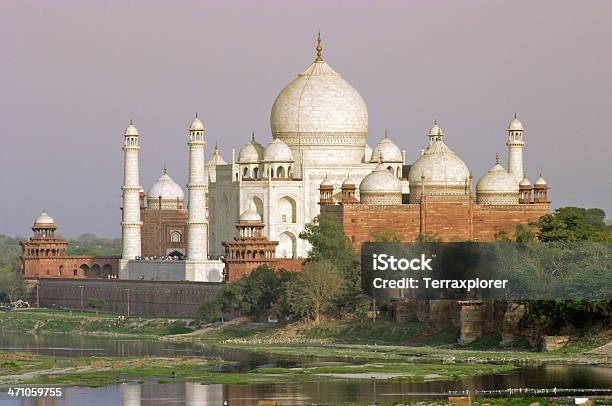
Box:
[0, 332, 610, 405]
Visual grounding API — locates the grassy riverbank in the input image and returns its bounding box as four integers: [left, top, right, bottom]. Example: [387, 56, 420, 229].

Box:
[0, 308, 192, 337]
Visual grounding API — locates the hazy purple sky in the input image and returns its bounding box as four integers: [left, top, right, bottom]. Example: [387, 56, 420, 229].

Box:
[1, 1, 611, 238]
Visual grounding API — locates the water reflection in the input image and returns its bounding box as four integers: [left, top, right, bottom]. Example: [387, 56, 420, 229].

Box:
[0, 332, 611, 406]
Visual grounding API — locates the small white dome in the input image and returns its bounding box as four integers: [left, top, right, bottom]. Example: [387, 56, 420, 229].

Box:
[342, 174, 356, 186]
[190, 116, 205, 131]
[360, 163, 402, 194]
[320, 176, 333, 187]
[408, 140, 470, 186]
[124, 122, 139, 136]
[263, 138, 294, 162]
[519, 177, 532, 187]
[371, 133, 403, 163]
[34, 211, 55, 225]
[535, 175, 547, 186]
[239, 207, 261, 222]
[239, 142, 260, 163]
[476, 163, 519, 193]
[208, 144, 227, 168]
[508, 115, 524, 131]
[147, 169, 184, 200]
[428, 122, 444, 137]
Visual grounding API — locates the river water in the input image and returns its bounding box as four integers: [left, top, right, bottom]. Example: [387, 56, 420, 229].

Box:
[0, 332, 610, 406]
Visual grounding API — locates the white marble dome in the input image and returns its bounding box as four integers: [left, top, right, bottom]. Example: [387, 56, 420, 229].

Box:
[190, 116, 205, 131]
[535, 175, 547, 185]
[508, 116, 524, 131]
[359, 163, 402, 204]
[477, 163, 519, 193]
[208, 144, 227, 168]
[34, 211, 55, 225]
[429, 122, 444, 137]
[342, 174, 356, 186]
[147, 170, 184, 201]
[320, 176, 333, 187]
[124, 122, 139, 136]
[238, 141, 260, 163]
[371, 134, 403, 162]
[519, 177, 532, 187]
[240, 207, 261, 222]
[408, 141, 470, 186]
[271, 60, 368, 136]
[263, 138, 294, 162]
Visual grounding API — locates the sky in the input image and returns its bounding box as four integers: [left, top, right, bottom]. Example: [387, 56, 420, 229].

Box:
[1, 0, 611, 238]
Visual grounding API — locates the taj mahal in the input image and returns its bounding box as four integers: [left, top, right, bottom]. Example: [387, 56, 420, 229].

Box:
[22, 34, 549, 284]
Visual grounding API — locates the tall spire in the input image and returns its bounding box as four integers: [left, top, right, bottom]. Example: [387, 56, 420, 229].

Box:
[495, 152, 500, 165]
[315, 31, 323, 62]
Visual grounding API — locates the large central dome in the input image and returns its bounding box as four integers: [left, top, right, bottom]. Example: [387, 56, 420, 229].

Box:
[270, 34, 368, 169]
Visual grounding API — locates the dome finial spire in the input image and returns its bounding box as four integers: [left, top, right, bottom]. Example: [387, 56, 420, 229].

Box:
[163, 163, 167, 174]
[514, 112, 517, 119]
[495, 152, 500, 164]
[384, 129, 388, 139]
[129, 118, 133, 125]
[315, 31, 323, 62]
[251, 131, 255, 141]
[214, 142, 219, 151]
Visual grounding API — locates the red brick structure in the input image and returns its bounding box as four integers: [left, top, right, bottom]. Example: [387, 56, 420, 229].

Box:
[139, 169, 189, 258]
[222, 205, 303, 281]
[20, 212, 119, 279]
[322, 194, 548, 248]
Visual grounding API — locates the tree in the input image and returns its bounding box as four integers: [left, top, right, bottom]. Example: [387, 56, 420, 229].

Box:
[514, 223, 537, 243]
[537, 207, 611, 242]
[285, 261, 343, 323]
[299, 214, 359, 287]
[87, 299, 105, 315]
[370, 229, 402, 243]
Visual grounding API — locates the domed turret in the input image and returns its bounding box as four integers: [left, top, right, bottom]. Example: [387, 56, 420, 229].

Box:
[519, 177, 532, 204]
[270, 33, 368, 172]
[34, 211, 55, 225]
[190, 114, 205, 131]
[341, 173, 358, 204]
[124, 121, 139, 136]
[476, 154, 519, 204]
[32, 210, 57, 238]
[428, 120, 444, 144]
[208, 143, 227, 167]
[146, 167, 185, 208]
[318, 175, 334, 205]
[533, 174, 549, 203]
[239, 206, 262, 222]
[371, 131, 403, 163]
[408, 140, 471, 203]
[359, 163, 402, 205]
[508, 115, 524, 132]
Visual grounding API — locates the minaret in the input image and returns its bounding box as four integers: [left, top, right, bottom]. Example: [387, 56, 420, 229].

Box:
[120, 120, 142, 276]
[186, 114, 208, 265]
[507, 113, 525, 183]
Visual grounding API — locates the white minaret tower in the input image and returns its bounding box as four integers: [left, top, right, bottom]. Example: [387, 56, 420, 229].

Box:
[185, 114, 209, 278]
[507, 113, 525, 183]
[120, 120, 142, 278]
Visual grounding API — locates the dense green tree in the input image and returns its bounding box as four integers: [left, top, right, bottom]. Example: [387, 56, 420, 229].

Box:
[370, 229, 402, 243]
[284, 261, 343, 323]
[299, 214, 359, 287]
[537, 207, 611, 242]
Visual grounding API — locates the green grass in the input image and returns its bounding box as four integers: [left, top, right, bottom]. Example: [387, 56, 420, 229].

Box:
[0, 308, 194, 337]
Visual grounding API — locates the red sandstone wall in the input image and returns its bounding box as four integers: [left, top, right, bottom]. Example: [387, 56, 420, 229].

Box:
[324, 202, 548, 249]
[224, 258, 304, 282]
[27, 278, 221, 317]
[22, 256, 120, 279]
[472, 204, 548, 241]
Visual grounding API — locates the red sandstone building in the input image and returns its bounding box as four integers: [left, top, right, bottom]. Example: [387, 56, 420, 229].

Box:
[20, 212, 119, 279]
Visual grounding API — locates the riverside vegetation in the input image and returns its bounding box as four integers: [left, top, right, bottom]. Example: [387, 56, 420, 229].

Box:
[0, 207, 610, 402]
